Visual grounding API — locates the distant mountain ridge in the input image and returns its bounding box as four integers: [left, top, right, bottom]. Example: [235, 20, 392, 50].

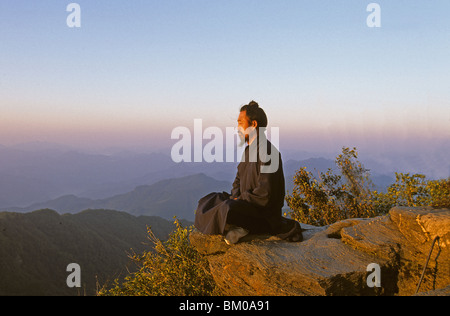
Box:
[3, 142, 428, 213]
[4, 173, 232, 221]
[2, 142, 435, 210]
[2, 158, 396, 221]
[0, 144, 176, 208]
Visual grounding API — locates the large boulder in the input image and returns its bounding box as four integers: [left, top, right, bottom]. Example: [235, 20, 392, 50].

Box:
[190, 207, 450, 296]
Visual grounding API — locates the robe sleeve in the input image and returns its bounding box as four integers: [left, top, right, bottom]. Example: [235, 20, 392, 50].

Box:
[230, 169, 241, 199]
[240, 161, 275, 208]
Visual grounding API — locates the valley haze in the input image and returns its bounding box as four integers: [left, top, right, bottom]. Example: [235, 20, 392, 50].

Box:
[0, 140, 448, 221]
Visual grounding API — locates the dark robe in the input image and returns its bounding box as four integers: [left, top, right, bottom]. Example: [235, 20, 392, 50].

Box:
[195, 135, 302, 241]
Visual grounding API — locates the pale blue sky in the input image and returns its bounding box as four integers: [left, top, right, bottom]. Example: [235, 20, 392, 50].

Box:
[1, 1, 449, 160]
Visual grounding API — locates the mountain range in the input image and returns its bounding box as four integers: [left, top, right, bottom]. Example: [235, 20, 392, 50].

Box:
[4, 141, 445, 214]
[4, 173, 231, 221]
[1, 146, 396, 221]
[0, 208, 190, 296]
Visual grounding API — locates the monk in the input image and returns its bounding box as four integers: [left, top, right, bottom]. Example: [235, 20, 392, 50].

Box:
[194, 101, 302, 244]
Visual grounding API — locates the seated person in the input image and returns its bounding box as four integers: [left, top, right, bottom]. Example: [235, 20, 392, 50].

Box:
[194, 101, 302, 244]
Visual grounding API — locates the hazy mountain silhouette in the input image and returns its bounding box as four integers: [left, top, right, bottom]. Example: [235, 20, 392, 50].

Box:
[1, 151, 397, 220]
[6, 173, 232, 221]
[3, 141, 447, 213]
[0, 144, 176, 208]
[76, 161, 240, 200]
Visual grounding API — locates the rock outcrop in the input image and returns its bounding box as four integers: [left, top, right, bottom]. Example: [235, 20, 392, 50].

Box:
[190, 207, 450, 296]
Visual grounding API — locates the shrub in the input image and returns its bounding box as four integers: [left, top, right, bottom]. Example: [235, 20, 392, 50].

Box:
[98, 219, 219, 296]
[285, 147, 449, 227]
[427, 178, 450, 208]
[285, 147, 379, 226]
[373, 174, 450, 211]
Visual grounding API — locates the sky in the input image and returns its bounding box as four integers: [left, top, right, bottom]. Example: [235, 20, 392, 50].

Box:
[1, 1, 449, 166]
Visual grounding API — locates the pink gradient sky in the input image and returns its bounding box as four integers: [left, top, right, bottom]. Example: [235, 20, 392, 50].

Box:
[1, 1, 449, 166]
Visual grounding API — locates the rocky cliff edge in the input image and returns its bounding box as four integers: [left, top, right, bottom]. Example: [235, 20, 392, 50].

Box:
[190, 206, 450, 296]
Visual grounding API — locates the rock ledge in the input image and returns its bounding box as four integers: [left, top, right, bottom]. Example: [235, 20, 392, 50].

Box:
[190, 207, 450, 296]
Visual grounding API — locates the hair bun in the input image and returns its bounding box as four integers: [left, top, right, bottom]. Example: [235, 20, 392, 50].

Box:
[248, 100, 259, 108]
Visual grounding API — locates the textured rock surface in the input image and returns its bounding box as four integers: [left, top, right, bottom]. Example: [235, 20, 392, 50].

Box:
[190, 207, 450, 296]
[414, 284, 450, 296]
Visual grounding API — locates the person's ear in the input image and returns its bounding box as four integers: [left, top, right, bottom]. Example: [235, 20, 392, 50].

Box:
[251, 120, 258, 128]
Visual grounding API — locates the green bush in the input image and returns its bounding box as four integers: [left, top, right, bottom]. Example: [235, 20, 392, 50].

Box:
[98, 219, 219, 296]
[373, 173, 450, 211]
[286, 147, 449, 226]
[285, 147, 379, 226]
[427, 178, 450, 208]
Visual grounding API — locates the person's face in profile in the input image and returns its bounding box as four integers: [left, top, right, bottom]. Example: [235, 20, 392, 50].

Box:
[237, 110, 257, 146]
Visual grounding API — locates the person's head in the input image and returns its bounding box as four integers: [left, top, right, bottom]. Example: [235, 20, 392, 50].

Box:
[237, 101, 267, 143]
